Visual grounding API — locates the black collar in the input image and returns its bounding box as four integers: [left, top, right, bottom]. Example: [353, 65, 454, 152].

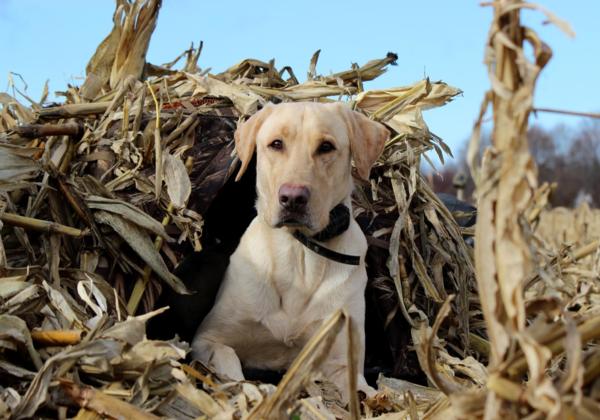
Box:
[292, 204, 361, 266]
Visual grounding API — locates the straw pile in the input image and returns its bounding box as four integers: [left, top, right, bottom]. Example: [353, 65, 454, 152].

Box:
[1, 0, 599, 419]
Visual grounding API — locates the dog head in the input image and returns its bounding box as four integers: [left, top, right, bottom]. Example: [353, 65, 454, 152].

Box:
[234, 102, 389, 234]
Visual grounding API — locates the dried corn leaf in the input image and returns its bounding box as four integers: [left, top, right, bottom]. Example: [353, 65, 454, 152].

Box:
[86, 195, 172, 241]
[94, 210, 187, 294]
[163, 153, 191, 209]
[0, 144, 40, 184]
[110, 0, 161, 89]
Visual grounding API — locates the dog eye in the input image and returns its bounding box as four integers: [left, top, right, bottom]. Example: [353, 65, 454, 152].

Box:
[269, 139, 284, 150]
[317, 141, 336, 154]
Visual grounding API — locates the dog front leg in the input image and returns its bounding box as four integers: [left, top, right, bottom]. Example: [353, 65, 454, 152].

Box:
[320, 355, 374, 404]
[320, 318, 375, 403]
[191, 337, 244, 381]
[322, 362, 375, 402]
[353, 318, 376, 398]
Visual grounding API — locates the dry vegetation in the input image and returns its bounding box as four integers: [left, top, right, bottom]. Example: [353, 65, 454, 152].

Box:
[0, 0, 599, 419]
[433, 122, 600, 208]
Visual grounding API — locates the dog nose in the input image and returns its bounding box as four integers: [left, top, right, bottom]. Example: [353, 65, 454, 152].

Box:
[279, 184, 310, 212]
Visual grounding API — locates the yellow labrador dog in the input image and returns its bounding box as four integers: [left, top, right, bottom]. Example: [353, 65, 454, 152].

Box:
[192, 102, 389, 400]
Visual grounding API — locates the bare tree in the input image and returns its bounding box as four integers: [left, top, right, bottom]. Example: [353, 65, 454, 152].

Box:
[430, 120, 600, 208]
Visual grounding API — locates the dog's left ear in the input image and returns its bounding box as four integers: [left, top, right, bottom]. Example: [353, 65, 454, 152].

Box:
[234, 104, 274, 181]
[338, 104, 390, 180]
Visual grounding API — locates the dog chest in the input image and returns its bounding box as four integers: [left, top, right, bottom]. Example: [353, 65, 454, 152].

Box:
[256, 258, 363, 345]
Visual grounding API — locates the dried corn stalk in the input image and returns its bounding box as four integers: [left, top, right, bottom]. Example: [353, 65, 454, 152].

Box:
[81, 0, 161, 99]
[465, 1, 596, 418]
[470, 0, 548, 368]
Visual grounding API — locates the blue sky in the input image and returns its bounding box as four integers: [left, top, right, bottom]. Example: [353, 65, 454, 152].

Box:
[1, 1, 598, 164]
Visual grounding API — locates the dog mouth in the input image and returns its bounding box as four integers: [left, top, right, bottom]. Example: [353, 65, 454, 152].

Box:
[275, 212, 313, 230]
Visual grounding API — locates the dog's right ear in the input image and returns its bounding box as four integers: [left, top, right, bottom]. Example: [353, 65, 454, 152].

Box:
[234, 104, 274, 181]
